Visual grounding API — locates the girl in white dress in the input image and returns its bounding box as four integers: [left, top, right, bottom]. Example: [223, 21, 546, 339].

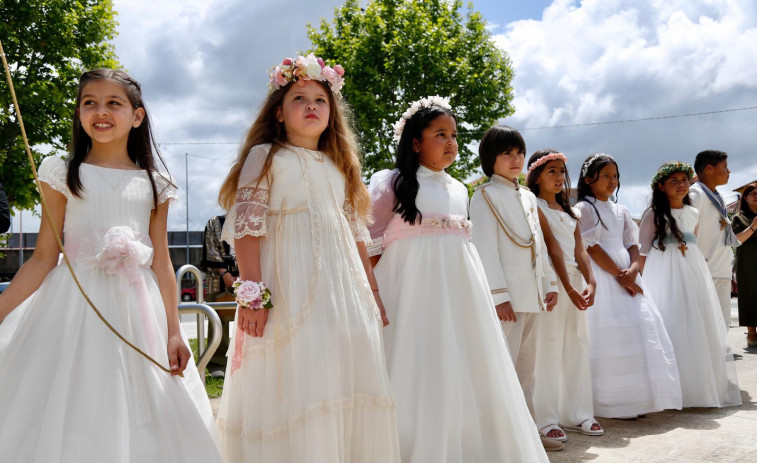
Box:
[369, 97, 548, 462]
[575, 153, 682, 419]
[526, 149, 603, 439]
[215, 54, 400, 463]
[0, 69, 222, 462]
[639, 162, 741, 408]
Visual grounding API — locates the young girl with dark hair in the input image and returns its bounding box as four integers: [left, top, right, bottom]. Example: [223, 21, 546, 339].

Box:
[526, 149, 603, 440]
[215, 54, 400, 463]
[575, 154, 681, 419]
[639, 162, 741, 408]
[0, 69, 222, 462]
[369, 98, 550, 460]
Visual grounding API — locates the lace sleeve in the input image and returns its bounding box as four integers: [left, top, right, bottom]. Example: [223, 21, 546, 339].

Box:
[367, 169, 397, 256]
[153, 171, 179, 206]
[343, 200, 371, 243]
[575, 202, 602, 248]
[228, 144, 272, 240]
[638, 209, 655, 256]
[38, 156, 69, 198]
[622, 206, 639, 248]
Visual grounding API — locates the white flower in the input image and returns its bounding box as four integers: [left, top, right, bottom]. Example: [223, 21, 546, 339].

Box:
[393, 95, 453, 142]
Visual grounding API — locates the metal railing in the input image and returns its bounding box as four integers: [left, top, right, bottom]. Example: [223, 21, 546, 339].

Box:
[176, 264, 222, 385]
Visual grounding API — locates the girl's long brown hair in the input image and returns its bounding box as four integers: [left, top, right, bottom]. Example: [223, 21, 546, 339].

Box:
[218, 80, 370, 220]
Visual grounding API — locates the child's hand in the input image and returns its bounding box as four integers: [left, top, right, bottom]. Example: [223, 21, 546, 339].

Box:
[567, 287, 588, 310]
[582, 283, 596, 308]
[238, 306, 269, 337]
[624, 283, 644, 297]
[544, 292, 559, 311]
[617, 266, 638, 287]
[372, 291, 390, 327]
[495, 302, 517, 322]
[167, 334, 190, 376]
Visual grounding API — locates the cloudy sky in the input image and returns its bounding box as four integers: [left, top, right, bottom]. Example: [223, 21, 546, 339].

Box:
[10, 0, 757, 233]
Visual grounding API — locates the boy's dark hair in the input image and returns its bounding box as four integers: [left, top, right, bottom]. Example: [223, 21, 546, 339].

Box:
[694, 150, 728, 175]
[478, 125, 526, 177]
[393, 105, 457, 224]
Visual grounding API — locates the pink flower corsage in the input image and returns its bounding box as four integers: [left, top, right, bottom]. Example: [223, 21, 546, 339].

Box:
[233, 279, 273, 310]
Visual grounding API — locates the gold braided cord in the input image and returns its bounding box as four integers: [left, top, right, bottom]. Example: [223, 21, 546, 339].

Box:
[480, 188, 537, 267]
[0, 39, 174, 376]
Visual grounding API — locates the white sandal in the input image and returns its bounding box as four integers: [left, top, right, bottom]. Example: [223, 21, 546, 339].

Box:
[564, 418, 604, 436]
[539, 424, 568, 442]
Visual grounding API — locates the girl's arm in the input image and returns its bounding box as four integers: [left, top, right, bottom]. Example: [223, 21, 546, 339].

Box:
[619, 245, 641, 287]
[234, 236, 268, 337]
[0, 183, 65, 322]
[538, 208, 586, 310]
[356, 241, 389, 326]
[585, 244, 622, 277]
[573, 224, 596, 307]
[149, 201, 187, 376]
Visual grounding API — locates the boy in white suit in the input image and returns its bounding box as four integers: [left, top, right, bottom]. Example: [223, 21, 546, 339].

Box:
[470, 125, 559, 421]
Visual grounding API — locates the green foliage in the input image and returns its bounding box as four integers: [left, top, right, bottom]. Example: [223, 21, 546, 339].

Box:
[0, 0, 119, 210]
[308, 0, 515, 181]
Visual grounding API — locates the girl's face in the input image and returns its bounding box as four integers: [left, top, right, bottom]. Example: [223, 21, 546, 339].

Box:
[493, 147, 525, 181]
[744, 188, 757, 213]
[535, 159, 567, 197]
[78, 79, 144, 148]
[587, 162, 618, 201]
[277, 80, 331, 149]
[413, 113, 458, 171]
[658, 171, 690, 205]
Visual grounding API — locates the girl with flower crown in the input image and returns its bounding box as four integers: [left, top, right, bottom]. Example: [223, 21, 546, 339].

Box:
[525, 149, 604, 440]
[639, 162, 741, 408]
[368, 97, 549, 461]
[575, 154, 682, 419]
[215, 54, 400, 463]
[0, 69, 222, 462]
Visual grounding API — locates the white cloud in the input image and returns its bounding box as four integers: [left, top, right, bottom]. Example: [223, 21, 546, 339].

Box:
[492, 0, 757, 216]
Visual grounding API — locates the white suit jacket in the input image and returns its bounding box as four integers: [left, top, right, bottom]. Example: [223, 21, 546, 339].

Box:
[470, 175, 558, 313]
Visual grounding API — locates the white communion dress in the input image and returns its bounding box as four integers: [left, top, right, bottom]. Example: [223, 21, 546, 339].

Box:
[0, 156, 222, 463]
[639, 205, 741, 408]
[368, 166, 548, 463]
[575, 198, 682, 418]
[216, 144, 400, 463]
[533, 200, 596, 430]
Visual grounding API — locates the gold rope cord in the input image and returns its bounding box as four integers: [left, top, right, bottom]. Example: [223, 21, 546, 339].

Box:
[480, 188, 537, 266]
[0, 39, 175, 376]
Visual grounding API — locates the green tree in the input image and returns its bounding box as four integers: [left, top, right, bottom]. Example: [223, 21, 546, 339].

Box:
[0, 0, 119, 210]
[308, 0, 514, 180]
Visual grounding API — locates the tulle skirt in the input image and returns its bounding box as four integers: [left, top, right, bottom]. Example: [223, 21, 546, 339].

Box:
[643, 244, 741, 407]
[375, 234, 548, 463]
[0, 264, 222, 463]
[587, 244, 682, 418]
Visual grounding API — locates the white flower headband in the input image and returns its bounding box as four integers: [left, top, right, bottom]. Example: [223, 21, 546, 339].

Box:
[268, 53, 345, 94]
[527, 152, 568, 174]
[581, 153, 614, 178]
[392, 95, 452, 142]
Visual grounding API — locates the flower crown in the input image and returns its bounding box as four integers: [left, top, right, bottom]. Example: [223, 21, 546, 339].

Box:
[650, 161, 694, 189]
[528, 152, 568, 174]
[269, 53, 345, 94]
[581, 153, 614, 178]
[393, 96, 452, 142]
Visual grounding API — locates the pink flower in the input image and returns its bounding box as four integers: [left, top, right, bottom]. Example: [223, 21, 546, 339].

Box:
[282, 58, 293, 66]
[322, 66, 337, 82]
[333, 64, 344, 76]
[235, 281, 261, 307]
[317, 57, 326, 68]
[273, 67, 287, 87]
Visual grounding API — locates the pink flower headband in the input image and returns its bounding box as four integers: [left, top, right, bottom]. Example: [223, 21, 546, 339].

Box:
[269, 53, 345, 94]
[527, 152, 568, 173]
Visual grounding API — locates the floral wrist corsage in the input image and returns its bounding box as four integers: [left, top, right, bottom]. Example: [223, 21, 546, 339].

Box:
[233, 278, 273, 310]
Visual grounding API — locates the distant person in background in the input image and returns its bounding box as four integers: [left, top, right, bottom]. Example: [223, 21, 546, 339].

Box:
[0, 180, 10, 233]
[689, 150, 739, 327]
[201, 214, 238, 377]
[732, 183, 757, 347]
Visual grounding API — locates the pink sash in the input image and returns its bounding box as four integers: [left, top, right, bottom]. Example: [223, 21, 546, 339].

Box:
[383, 213, 472, 249]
